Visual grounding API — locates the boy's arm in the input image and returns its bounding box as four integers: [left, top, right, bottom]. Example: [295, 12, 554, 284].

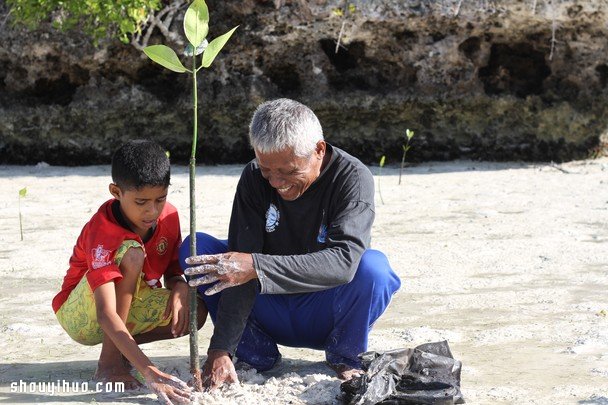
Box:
[94, 282, 191, 403]
[94, 282, 155, 373]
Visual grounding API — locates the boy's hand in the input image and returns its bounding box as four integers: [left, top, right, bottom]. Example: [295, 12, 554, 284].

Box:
[163, 281, 189, 338]
[184, 252, 257, 295]
[143, 366, 192, 404]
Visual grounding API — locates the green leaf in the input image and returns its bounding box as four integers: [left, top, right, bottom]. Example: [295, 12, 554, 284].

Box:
[406, 129, 415, 140]
[143, 45, 188, 73]
[184, 0, 209, 47]
[348, 4, 356, 13]
[379, 155, 386, 167]
[19, 187, 27, 198]
[201, 26, 238, 68]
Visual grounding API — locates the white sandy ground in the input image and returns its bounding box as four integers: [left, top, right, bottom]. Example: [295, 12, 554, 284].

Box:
[0, 158, 607, 404]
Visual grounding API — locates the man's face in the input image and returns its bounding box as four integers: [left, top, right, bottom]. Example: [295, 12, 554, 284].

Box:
[256, 141, 326, 201]
[109, 184, 168, 238]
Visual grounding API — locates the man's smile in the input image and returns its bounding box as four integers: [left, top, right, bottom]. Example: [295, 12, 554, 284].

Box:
[276, 185, 293, 194]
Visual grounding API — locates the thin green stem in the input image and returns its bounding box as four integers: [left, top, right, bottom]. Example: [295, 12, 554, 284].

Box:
[191, 58, 198, 158]
[189, 53, 201, 385]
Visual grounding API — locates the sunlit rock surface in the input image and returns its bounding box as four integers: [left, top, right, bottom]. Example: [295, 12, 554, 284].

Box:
[1, 0, 607, 164]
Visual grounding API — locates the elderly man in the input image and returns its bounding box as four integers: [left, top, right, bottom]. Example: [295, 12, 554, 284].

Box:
[180, 98, 401, 388]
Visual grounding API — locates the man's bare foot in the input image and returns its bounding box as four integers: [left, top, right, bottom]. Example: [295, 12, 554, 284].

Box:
[327, 362, 365, 380]
[94, 363, 143, 390]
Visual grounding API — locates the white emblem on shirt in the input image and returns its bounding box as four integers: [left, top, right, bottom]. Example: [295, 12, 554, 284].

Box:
[91, 244, 112, 269]
[265, 203, 280, 233]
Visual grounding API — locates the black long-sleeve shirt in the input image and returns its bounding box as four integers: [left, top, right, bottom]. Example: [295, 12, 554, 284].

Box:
[208, 144, 376, 355]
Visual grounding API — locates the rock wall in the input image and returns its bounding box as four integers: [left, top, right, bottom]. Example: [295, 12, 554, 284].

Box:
[1, 0, 607, 165]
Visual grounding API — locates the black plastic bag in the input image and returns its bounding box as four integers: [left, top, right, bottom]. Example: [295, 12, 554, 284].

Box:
[341, 341, 464, 405]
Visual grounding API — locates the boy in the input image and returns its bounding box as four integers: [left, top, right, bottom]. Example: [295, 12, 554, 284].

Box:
[52, 140, 206, 403]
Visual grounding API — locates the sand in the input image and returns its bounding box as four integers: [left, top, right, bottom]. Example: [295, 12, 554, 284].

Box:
[0, 158, 607, 404]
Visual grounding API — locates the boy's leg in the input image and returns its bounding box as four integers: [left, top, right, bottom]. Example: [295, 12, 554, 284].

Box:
[133, 298, 206, 345]
[55, 240, 197, 386]
[180, 233, 282, 371]
[95, 243, 146, 387]
[114, 240, 207, 344]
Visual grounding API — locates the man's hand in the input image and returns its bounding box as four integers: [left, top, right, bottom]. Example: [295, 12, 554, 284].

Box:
[184, 252, 257, 295]
[202, 350, 239, 390]
[163, 281, 189, 338]
[143, 366, 192, 404]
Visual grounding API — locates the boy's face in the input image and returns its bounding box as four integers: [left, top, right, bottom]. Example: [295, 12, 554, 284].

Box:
[109, 184, 168, 238]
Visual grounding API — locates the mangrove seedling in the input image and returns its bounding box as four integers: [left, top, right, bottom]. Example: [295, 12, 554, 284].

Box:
[18, 187, 27, 241]
[399, 129, 415, 185]
[142, 0, 237, 388]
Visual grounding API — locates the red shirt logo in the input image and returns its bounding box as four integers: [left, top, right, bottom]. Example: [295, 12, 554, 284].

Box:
[157, 237, 168, 256]
[91, 244, 112, 269]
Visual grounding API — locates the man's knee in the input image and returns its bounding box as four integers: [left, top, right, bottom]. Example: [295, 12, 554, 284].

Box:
[179, 232, 228, 270]
[352, 250, 401, 292]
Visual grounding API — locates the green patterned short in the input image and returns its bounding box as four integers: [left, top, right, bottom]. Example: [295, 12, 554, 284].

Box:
[56, 240, 171, 345]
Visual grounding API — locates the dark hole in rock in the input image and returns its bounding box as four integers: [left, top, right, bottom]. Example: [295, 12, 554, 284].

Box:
[319, 39, 365, 72]
[394, 29, 416, 42]
[596, 64, 608, 88]
[458, 37, 481, 60]
[478, 43, 551, 98]
[265, 63, 301, 95]
[431, 32, 446, 42]
[327, 72, 370, 91]
[29, 74, 78, 106]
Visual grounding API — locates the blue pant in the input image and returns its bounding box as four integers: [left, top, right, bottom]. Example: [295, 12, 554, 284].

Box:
[179, 233, 401, 371]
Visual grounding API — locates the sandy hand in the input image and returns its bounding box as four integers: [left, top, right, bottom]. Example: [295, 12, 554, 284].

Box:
[145, 369, 192, 405]
[184, 252, 256, 295]
[202, 350, 239, 390]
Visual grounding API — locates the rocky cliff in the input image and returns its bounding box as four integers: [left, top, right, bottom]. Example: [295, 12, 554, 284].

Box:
[1, 0, 607, 165]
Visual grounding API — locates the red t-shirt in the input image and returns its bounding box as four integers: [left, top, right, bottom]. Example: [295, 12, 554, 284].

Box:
[52, 199, 182, 313]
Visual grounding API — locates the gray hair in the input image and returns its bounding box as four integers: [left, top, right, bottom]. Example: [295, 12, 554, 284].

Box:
[249, 98, 324, 157]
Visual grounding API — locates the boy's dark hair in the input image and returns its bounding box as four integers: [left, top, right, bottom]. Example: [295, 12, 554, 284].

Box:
[111, 140, 170, 190]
